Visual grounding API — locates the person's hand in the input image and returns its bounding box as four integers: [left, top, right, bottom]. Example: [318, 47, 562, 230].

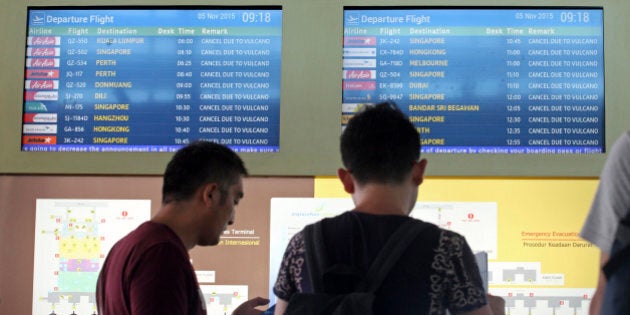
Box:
[232, 296, 270, 315]
[487, 294, 505, 315]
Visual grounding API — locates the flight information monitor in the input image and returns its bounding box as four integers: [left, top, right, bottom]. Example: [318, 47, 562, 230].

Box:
[342, 8, 604, 154]
[22, 7, 282, 152]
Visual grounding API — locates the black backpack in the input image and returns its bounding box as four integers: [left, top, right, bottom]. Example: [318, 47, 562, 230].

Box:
[601, 209, 630, 314]
[284, 218, 427, 315]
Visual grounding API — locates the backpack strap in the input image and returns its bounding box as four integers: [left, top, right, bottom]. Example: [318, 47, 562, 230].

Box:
[357, 219, 428, 292]
[302, 221, 328, 293]
[302, 215, 428, 294]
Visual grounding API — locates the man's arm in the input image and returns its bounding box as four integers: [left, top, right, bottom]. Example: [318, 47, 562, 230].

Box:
[455, 304, 492, 315]
[487, 294, 506, 315]
[273, 298, 288, 315]
[455, 295, 505, 315]
[232, 297, 270, 315]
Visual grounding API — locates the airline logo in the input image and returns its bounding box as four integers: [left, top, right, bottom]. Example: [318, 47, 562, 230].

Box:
[343, 81, 376, 91]
[27, 36, 62, 46]
[24, 102, 48, 112]
[343, 47, 377, 57]
[343, 36, 376, 46]
[24, 91, 58, 101]
[26, 69, 59, 79]
[25, 58, 60, 68]
[345, 14, 360, 26]
[342, 59, 376, 68]
[343, 70, 376, 80]
[23, 124, 57, 134]
[25, 80, 59, 90]
[343, 91, 373, 103]
[30, 11, 46, 25]
[23, 113, 57, 123]
[27, 47, 61, 57]
[342, 103, 370, 113]
[23, 135, 56, 145]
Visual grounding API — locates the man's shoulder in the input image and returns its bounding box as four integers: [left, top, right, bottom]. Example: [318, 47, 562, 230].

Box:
[114, 221, 185, 253]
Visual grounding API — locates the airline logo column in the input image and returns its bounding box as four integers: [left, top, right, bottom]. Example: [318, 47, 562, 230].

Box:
[23, 36, 61, 147]
[342, 14, 378, 127]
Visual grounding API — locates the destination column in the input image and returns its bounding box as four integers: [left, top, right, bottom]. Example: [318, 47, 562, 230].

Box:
[89, 28, 146, 150]
[405, 26, 450, 150]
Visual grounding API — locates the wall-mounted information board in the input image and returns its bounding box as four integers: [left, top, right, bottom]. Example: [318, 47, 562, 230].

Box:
[22, 7, 282, 153]
[342, 8, 604, 154]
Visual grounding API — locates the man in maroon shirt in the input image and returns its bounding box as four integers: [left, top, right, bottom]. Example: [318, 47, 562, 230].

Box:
[96, 141, 268, 315]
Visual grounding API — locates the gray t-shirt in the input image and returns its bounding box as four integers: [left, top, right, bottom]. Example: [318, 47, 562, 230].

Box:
[580, 131, 630, 253]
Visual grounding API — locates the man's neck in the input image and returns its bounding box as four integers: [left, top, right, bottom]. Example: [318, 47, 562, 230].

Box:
[152, 201, 197, 251]
[351, 183, 415, 216]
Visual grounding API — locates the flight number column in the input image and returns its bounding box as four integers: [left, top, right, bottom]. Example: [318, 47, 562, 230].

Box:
[59, 34, 90, 146]
[376, 27, 404, 103]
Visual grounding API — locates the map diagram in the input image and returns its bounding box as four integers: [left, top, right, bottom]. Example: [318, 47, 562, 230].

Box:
[490, 262, 593, 315]
[32, 199, 150, 315]
[199, 285, 248, 315]
[491, 288, 592, 315]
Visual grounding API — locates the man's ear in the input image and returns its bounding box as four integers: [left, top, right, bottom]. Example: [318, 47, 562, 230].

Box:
[202, 183, 219, 205]
[337, 168, 355, 194]
[412, 159, 428, 186]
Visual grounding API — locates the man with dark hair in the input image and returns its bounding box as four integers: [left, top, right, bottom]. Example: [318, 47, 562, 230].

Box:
[273, 102, 500, 314]
[97, 141, 268, 315]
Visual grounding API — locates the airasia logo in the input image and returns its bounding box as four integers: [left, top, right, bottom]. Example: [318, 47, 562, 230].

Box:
[30, 48, 57, 56]
[28, 58, 57, 68]
[28, 80, 56, 89]
[345, 70, 373, 79]
[30, 37, 59, 45]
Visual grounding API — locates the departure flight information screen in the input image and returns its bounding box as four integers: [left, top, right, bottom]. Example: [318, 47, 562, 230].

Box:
[22, 7, 282, 152]
[342, 8, 604, 154]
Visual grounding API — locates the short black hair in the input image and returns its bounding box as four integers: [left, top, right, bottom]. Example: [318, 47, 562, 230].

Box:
[162, 141, 248, 203]
[340, 102, 420, 184]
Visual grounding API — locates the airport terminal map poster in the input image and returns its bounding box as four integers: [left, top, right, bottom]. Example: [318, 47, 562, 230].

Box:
[268, 198, 498, 304]
[342, 8, 604, 154]
[22, 7, 281, 152]
[32, 199, 150, 315]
